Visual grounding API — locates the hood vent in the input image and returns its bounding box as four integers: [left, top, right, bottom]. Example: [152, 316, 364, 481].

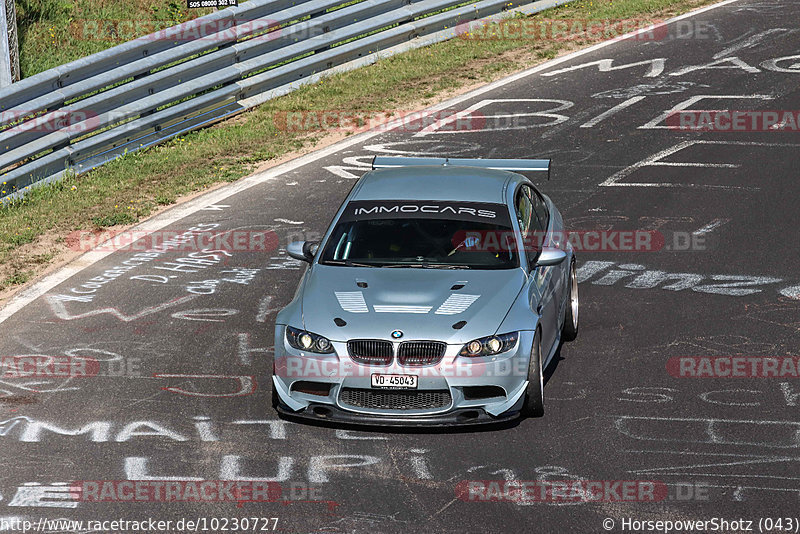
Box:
[452, 320, 467, 330]
[334, 317, 347, 327]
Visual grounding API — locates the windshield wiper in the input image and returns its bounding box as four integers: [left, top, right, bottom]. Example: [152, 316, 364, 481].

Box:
[320, 260, 377, 268]
[381, 263, 472, 269]
[380, 263, 423, 268]
[423, 263, 473, 270]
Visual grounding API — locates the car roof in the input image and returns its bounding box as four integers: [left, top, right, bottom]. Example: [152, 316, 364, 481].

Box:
[350, 166, 525, 203]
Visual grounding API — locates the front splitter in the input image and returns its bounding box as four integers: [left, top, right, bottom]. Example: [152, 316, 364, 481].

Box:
[276, 402, 521, 428]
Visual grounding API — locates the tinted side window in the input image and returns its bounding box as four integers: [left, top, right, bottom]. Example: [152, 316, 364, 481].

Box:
[515, 187, 541, 269]
[515, 187, 535, 237]
[521, 186, 545, 234]
[528, 187, 549, 232]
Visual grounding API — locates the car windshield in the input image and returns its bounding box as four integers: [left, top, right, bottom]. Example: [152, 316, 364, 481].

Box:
[318, 200, 519, 269]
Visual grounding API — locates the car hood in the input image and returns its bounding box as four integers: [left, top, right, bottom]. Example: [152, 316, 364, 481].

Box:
[300, 265, 527, 344]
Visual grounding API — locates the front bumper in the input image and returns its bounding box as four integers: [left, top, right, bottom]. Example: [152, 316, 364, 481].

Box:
[272, 328, 534, 426]
[275, 401, 522, 427]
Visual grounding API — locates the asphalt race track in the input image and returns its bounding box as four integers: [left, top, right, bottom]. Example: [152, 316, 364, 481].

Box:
[1, 0, 799, 532]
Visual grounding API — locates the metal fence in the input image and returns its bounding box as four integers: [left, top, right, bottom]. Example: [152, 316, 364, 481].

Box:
[0, 0, 565, 200]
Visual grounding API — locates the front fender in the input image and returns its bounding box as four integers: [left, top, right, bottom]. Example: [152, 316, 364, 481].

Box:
[496, 274, 541, 335]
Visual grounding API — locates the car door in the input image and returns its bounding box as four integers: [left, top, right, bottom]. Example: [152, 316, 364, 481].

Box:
[515, 185, 558, 357]
[530, 187, 568, 321]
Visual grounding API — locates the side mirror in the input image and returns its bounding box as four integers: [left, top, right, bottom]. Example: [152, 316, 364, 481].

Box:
[287, 241, 318, 263]
[535, 248, 567, 266]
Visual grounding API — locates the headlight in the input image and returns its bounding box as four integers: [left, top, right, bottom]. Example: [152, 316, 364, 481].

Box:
[459, 332, 519, 357]
[286, 326, 334, 354]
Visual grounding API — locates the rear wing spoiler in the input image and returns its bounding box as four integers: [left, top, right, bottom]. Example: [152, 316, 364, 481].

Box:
[371, 156, 551, 180]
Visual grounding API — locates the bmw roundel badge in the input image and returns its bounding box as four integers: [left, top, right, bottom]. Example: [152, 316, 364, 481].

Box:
[391, 330, 403, 339]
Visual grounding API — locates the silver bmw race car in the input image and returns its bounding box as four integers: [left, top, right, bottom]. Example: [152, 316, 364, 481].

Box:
[272, 156, 578, 426]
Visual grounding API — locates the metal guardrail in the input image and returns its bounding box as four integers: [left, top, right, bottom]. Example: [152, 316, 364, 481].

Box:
[0, 0, 565, 200]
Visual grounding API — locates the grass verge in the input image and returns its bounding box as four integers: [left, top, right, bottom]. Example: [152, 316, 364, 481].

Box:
[15, 0, 217, 77]
[0, 0, 720, 299]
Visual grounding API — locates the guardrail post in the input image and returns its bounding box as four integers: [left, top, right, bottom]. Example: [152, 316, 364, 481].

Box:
[0, 0, 20, 87]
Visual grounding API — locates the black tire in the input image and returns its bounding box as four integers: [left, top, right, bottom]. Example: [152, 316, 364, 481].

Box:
[272, 381, 283, 410]
[523, 328, 545, 417]
[562, 259, 579, 342]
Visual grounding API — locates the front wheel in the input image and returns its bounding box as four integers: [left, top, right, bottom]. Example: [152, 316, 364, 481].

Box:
[523, 329, 544, 417]
[562, 260, 579, 341]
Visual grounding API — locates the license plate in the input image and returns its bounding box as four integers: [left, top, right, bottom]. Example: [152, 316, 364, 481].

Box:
[371, 373, 418, 389]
